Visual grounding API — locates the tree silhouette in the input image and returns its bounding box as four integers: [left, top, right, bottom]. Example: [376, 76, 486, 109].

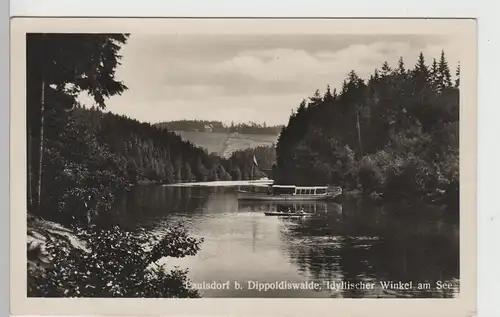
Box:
[455, 61, 460, 88]
[396, 56, 406, 75]
[437, 50, 453, 93]
[412, 52, 430, 90]
[430, 58, 439, 92]
[27, 33, 129, 215]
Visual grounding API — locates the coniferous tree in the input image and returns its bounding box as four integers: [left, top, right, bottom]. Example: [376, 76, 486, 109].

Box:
[341, 79, 349, 95]
[437, 50, 453, 93]
[164, 157, 175, 183]
[231, 166, 242, 180]
[324, 85, 334, 102]
[184, 163, 196, 182]
[430, 58, 439, 92]
[332, 88, 338, 99]
[412, 52, 430, 89]
[309, 89, 323, 106]
[381, 61, 392, 77]
[396, 57, 406, 75]
[126, 158, 139, 183]
[196, 157, 209, 182]
[455, 61, 460, 88]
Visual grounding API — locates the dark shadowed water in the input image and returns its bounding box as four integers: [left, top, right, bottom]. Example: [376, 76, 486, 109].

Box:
[109, 184, 459, 298]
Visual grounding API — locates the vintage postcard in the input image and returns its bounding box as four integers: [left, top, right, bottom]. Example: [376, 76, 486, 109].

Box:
[10, 18, 476, 316]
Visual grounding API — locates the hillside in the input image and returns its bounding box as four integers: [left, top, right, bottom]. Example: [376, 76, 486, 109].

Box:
[172, 131, 279, 158]
[155, 120, 284, 135]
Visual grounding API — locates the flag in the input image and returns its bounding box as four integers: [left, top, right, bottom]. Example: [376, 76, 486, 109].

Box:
[253, 154, 258, 166]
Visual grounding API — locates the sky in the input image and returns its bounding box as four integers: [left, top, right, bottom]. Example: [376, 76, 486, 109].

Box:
[87, 34, 461, 126]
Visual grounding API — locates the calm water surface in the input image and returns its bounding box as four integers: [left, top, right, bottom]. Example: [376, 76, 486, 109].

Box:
[109, 184, 459, 298]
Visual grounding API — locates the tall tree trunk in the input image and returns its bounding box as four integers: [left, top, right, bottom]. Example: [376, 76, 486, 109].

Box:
[356, 107, 363, 157]
[27, 125, 32, 210]
[26, 33, 43, 215]
[36, 78, 46, 214]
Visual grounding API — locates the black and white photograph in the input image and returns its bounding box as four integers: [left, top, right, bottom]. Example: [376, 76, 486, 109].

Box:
[13, 18, 475, 311]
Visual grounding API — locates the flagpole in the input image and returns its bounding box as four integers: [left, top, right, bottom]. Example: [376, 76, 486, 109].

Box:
[251, 154, 258, 181]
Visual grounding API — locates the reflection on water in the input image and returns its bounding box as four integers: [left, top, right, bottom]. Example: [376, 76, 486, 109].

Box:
[108, 185, 459, 298]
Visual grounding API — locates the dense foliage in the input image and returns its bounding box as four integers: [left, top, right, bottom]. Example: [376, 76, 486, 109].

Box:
[28, 225, 203, 298]
[78, 107, 236, 184]
[275, 52, 459, 208]
[27, 33, 460, 298]
[156, 119, 283, 135]
[27, 33, 130, 217]
[41, 101, 277, 226]
[225, 145, 277, 180]
[26, 33, 251, 226]
[26, 33, 207, 298]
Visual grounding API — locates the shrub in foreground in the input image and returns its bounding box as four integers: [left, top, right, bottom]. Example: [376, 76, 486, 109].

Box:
[28, 225, 203, 298]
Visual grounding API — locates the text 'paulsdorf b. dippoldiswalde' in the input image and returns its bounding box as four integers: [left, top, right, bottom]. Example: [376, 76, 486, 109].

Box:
[185, 280, 457, 292]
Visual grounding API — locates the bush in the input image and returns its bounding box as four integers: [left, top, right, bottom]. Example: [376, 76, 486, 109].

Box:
[434, 150, 459, 209]
[384, 154, 438, 200]
[41, 115, 129, 226]
[358, 157, 384, 194]
[28, 225, 203, 298]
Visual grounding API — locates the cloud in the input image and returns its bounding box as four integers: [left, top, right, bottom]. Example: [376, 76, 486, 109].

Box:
[205, 40, 455, 94]
[88, 34, 460, 125]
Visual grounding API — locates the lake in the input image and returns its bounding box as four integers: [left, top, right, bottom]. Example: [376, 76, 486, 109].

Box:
[108, 184, 460, 298]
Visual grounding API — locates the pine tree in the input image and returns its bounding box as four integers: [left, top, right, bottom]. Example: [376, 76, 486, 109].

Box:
[324, 85, 334, 102]
[309, 89, 323, 106]
[332, 88, 338, 99]
[381, 61, 392, 77]
[455, 61, 460, 88]
[196, 157, 209, 182]
[430, 58, 439, 92]
[184, 162, 195, 182]
[231, 166, 242, 180]
[437, 50, 453, 93]
[174, 155, 183, 182]
[411, 52, 430, 93]
[126, 158, 139, 183]
[208, 166, 219, 181]
[396, 56, 406, 75]
[348, 70, 361, 84]
[218, 165, 232, 181]
[297, 99, 307, 114]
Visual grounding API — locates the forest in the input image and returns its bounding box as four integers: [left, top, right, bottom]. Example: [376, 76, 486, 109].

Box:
[32, 102, 275, 226]
[26, 33, 209, 298]
[26, 34, 460, 226]
[155, 119, 283, 135]
[26, 32, 460, 298]
[25, 33, 273, 226]
[275, 52, 459, 210]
